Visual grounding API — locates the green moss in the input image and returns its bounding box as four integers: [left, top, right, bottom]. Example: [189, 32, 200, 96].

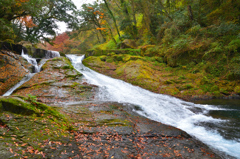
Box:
[106, 58, 114, 63]
[96, 118, 130, 127]
[100, 56, 107, 61]
[0, 97, 66, 122]
[234, 86, 240, 94]
[62, 65, 71, 69]
[178, 84, 194, 91]
[70, 82, 79, 88]
[164, 80, 174, 84]
[52, 57, 63, 61]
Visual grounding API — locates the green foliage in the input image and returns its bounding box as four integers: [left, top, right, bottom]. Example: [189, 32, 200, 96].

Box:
[0, 0, 78, 43]
[187, 25, 202, 36]
[172, 36, 189, 50]
[162, 24, 180, 45]
[209, 23, 240, 38]
[226, 39, 240, 52]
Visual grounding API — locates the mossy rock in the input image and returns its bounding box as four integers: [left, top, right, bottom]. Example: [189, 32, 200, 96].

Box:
[164, 80, 174, 84]
[178, 84, 194, 91]
[83, 56, 106, 68]
[123, 55, 142, 62]
[0, 97, 65, 120]
[113, 55, 123, 61]
[120, 39, 137, 49]
[100, 56, 107, 62]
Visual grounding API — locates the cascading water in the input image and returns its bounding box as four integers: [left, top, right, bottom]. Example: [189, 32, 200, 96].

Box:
[67, 54, 240, 159]
[21, 50, 41, 73]
[45, 50, 60, 59]
[2, 51, 48, 96]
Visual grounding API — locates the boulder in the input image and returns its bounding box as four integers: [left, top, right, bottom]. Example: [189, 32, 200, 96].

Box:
[33, 49, 48, 58]
[120, 39, 137, 49]
[0, 42, 24, 55]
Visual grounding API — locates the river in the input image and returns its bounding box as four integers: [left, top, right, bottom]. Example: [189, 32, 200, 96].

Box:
[67, 54, 240, 159]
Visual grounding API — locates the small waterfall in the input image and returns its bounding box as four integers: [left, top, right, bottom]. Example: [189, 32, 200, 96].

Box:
[21, 50, 41, 73]
[45, 50, 60, 59]
[2, 73, 35, 96]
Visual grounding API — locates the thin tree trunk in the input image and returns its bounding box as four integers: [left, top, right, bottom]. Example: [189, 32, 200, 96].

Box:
[188, 5, 194, 20]
[103, 0, 121, 40]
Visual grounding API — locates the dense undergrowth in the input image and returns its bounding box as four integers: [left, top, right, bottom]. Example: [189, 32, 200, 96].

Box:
[77, 0, 240, 100]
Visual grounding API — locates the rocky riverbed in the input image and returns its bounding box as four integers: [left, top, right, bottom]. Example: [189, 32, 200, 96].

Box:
[0, 56, 223, 158]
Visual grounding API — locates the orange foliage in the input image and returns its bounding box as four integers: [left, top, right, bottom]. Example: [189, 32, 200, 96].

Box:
[45, 33, 70, 52]
[96, 28, 107, 31]
[19, 16, 37, 28]
[87, 7, 94, 10]
[15, 0, 29, 7]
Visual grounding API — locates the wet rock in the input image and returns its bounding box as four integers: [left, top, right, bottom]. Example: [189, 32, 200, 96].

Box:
[0, 42, 23, 55]
[0, 51, 32, 95]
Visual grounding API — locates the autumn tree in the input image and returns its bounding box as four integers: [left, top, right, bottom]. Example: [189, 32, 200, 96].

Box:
[77, 2, 108, 42]
[0, 0, 79, 44]
[46, 32, 70, 52]
[0, 0, 44, 41]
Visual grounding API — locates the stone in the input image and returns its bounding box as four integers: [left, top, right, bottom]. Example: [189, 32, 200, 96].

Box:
[120, 39, 137, 49]
[0, 42, 23, 55]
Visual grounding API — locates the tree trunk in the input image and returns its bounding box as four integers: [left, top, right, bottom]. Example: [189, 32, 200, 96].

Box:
[188, 5, 194, 20]
[103, 0, 121, 40]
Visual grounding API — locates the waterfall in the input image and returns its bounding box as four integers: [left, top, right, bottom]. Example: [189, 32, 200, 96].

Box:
[2, 73, 35, 96]
[21, 50, 41, 73]
[2, 51, 48, 96]
[67, 54, 240, 159]
[45, 50, 60, 59]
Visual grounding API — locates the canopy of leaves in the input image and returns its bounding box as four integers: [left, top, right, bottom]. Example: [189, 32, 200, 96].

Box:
[0, 0, 78, 44]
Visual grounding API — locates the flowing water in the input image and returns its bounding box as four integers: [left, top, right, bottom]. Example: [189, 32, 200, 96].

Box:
[21, 50, 46, 73]
[67, 54, 240, 159]
[3, 50, 59, 96]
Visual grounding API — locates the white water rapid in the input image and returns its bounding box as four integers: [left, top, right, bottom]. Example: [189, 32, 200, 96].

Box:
[67, 54, 240, 159]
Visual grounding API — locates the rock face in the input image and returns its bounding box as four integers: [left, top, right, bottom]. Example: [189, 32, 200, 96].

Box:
[0, 42, 26, 55]
[0, 50, 32, 95]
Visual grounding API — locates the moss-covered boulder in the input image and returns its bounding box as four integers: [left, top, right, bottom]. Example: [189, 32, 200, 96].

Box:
[120, 39, 137, 49]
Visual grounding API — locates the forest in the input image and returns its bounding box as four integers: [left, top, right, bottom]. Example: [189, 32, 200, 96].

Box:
[1, 0, 240, 98]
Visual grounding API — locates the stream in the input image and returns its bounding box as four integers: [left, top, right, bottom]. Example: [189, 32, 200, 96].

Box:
[67, 54, 240, 159]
